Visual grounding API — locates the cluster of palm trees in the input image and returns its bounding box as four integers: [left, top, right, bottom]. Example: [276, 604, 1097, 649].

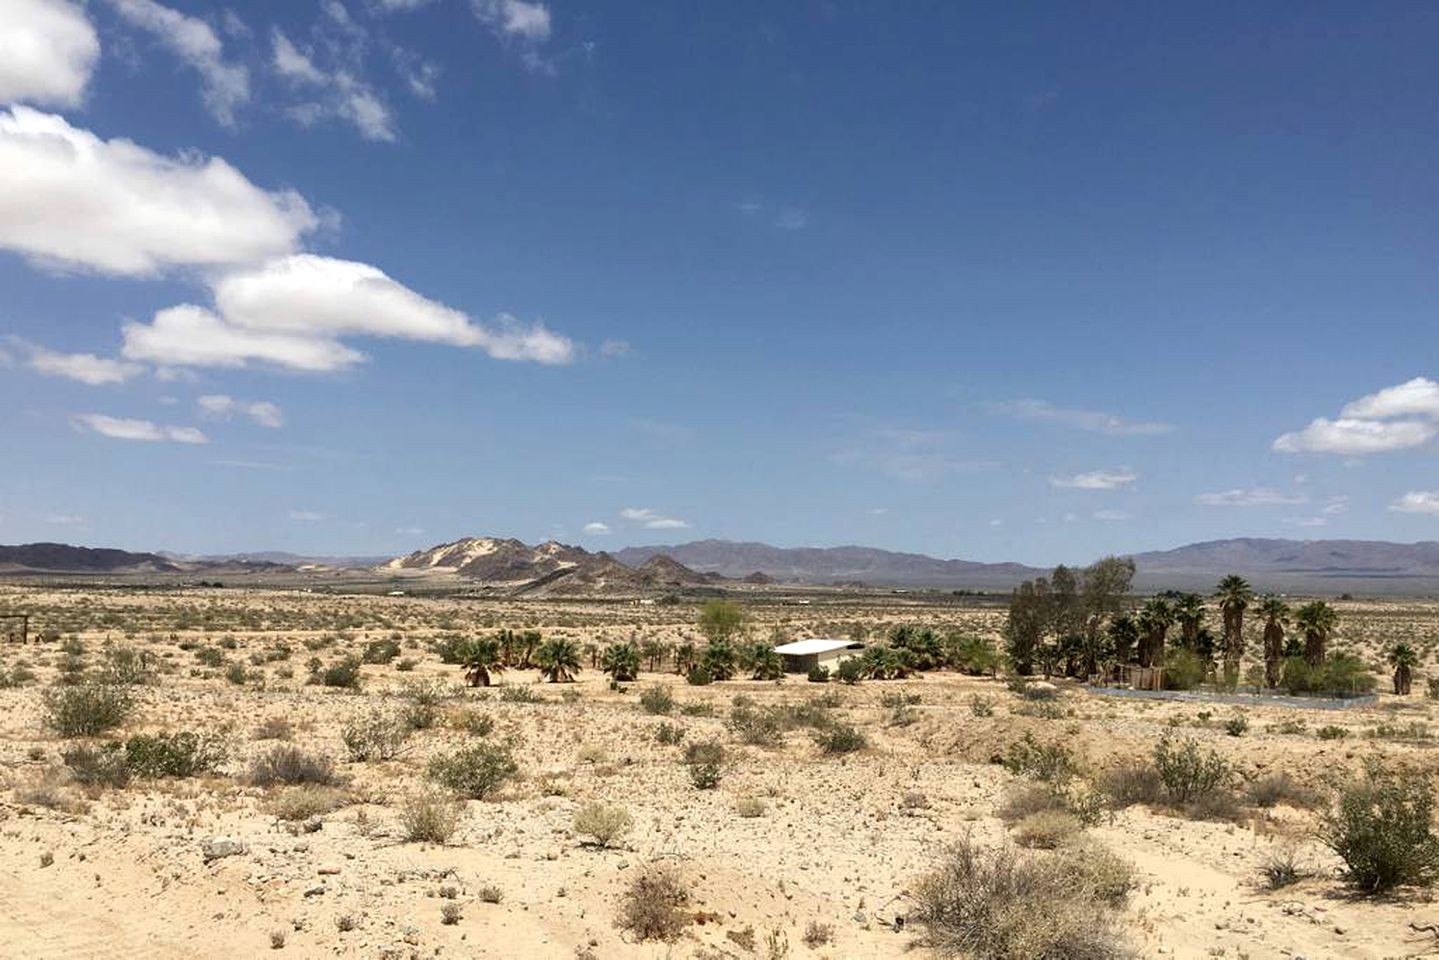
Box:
[1101, 576, 1345, 689]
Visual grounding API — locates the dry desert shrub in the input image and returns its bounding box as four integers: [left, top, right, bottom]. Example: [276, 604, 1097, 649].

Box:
[573, 802, 632, 848]
[342, 710, 410, 762]
[1011, 810, 1083, 849]
[62, 742, 131, 788]
[268, 785, 350, 821]
[401, 787, 463, 843]
[249, 745, 339, 787]
[911, 834, 1132, 960]
[426, 743, 518, 799]
[43, 683, 133, 737]
[125, 731, 226, 778]
[1322, 760, 1439, 894]
[617, 864, 690, 942]
[1246, 771, 1321, 810]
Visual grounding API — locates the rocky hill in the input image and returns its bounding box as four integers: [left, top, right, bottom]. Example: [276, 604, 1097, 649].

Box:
[0, 543, 181, 574]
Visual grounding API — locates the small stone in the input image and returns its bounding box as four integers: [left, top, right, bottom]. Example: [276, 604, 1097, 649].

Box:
[202, 837, 248, 863]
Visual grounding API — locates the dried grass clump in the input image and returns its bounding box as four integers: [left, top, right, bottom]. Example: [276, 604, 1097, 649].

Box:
[911, 834, 1131, 960]
[617, 864, 690, 942]
[1012, 810, 1083, 849]
[249, 745, 339, 787]
[268, 785, 349, 821]
[573, 802, 632, 848]
[401, 787, 464, 843]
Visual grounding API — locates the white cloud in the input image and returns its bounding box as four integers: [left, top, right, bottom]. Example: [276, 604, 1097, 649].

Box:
[0, 107, 317, 275]
[621, 507, 690, 530]
[1051, 468, 1137, 490]
[989, 399, 1173, 436]
[1288, 516, 1328, 528]
[471, 0, 551, 41]
[1273, 417, 1435, 455]
[582, 521, 611, 535]
[1194, 487, 1306, 507]
[45, 512, 84, 525]
[27, 345, 142, 385]
[106, 0, 250, 127]
[1093, 509, 1130, 521]
[394, 525, 424, 535]
[122, 256, 577, 371]
[1321, 496, 1350, 515]
[1275, 377, 1439, 456]
[197, 394, 285, 428]
[599, 338, 634, 358]
[288, 510, 325, 521]
[72, 412, 207, 443]
[1340, 377, 1439, 420]
[122, 303, 363, 372]
[0, 0, 99, 108]
[1390, 491, 1439, 515]
[271, 29, 396, 142]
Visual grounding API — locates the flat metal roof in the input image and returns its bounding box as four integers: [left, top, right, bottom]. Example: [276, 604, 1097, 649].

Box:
[773, 638, 863, 656]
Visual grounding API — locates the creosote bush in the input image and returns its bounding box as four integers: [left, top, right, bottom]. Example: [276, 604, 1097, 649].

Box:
[427, 743, 518, 799]
[1321, 760, 1439, 894]
[1153, 735, 1230, 806]
[43, 684, 133, 738]
[62, 742, 131, 788]
[342, 710, 410, 762]
[125, 731, 226, 778]
[911, 834, 1132, 960]
[617, 864, 690, 942]
[573, 802, 632, 848]
[249, 745, 339, 787]
[684, 740, 725, 789]
[812, 722, 867, 754]
[639, 685, 675, 715]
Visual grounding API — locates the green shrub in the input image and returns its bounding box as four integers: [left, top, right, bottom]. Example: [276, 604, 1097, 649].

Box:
[1317, 724, 1348, 740]
[834, 658, 864, 685]
[315, 656, 362, 689]
[125, 731, 226, 778]
[639, 685, 674, 715]
[43, 684, 133, 737]
[812, 723, 867, 755]
[362, 638, 401, 664]
[573, 802, 632, 848]
[685, 665, 713, 686]
[684, 740, 724, 789]
[342, 711, 409, 762]
[727, 696, 784, 746]
[427, 743, 518, 799]
[1003, 733, 1078, 783]
[1161, 648, 1207, 691]
[1322, 761, 1439, 893]
[1224, 714, 1249, 737]
[1153, 735, 1230, 806]
[654, 721, 685, 745]
[806, 664, 829, 683]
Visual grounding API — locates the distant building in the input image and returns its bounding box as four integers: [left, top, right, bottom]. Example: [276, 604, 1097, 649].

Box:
[773, 638, 865, 674]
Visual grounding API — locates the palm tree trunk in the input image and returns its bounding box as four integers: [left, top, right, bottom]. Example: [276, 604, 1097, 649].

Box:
[1303, 631, 1325, 667]
[1262, 623, 1283, 687]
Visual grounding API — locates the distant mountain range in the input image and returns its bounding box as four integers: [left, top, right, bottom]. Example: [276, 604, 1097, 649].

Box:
[7, 536, 1439, 595]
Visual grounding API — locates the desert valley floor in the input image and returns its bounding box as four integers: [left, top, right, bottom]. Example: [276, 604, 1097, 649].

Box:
[0, 584, 1436, 959]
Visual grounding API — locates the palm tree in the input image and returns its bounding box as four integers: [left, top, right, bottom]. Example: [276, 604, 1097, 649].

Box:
[673, 641, 697, 675]
[700, 641, 736, 681]
[1214, 575, 1254, 682]
[1136, 598, 1175, 668]
[748, 643, 784, 681]
[1294, 600, 1339, 666]
[1256, 595, 1290, 688]
[535, 637, 581, 682]
[600, 641, 640, 682]
[1389, 642, 1419, 695]
[460, 636, 503, 687]
[1173, 593, 1205, 650]
[517, 630, 543, 669]
[640, 639, 665, 672]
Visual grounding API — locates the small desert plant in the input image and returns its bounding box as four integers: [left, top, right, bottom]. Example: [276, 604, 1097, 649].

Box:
[1246, 771, 1321, 810]
[499, 685, 543, 704]
[1259, 843, 1310, 890]
[736, 796, 767, 818]
[969, 695, 995, 717]
[1153, 735, 1230, 806]
[1317, 724, 1348, 740]
[249, 745, 338, 787]
[812, 722, 867, 754]
[43, 684, 133, 737]
[1012, 810, 1082, 849]
[573, 802, 632, 848]
[61, 742, 131, 788]
[125, 731, 226, 778]
[362, 638, 401, 664]
[806, 664, 829, 683]
[802, 921, 833, 947]
[253, 717, 293, 740]
[478, 884, 503, 903]
[427, 743, 518, 799]
[1321, 760, 1439, 893]
[617, 864, 690, 942]
[453, 709, 495, 736]
[1224, 713, 1249, 737]
[654, 721, 685, 745]
[1003, 733, 1078, 783]
[268, 785, 348, 821]
[911, 835, 1131, 959]
[728, 696, 784, 746]
[342, 710, 410, 762]
[684, 740, 725, 789]
[98, 646, 154, 685]
[638, 685, 674, 715]
[440, 902, 462, 925]
[401, 787, 463, 843]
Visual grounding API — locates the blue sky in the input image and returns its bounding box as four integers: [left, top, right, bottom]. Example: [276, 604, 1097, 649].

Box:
[2, 0, 1438, 565]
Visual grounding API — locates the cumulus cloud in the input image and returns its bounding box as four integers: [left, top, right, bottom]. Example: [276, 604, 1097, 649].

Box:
[197, 394, 284, 427]
[621, 507, 689, 530]
[1273, 417, 1436, 455]
[72, 413, 207, 443]
[122, 256, 576, 371]
[106, 0, 250, 127]
[1274, 377, 1439, 455]
[471, 0, 551, 41]
[271, 28, 396, 142]
[582, 521, 611, 535]
[1390, 491, 1439, 515]
[1194, 487, 1306, 507]
[0, 0, 99, 108]
[1050, 468, 1137, 490]
[26, 345, 142, 385]
[989, 399, 1173, 436]
[0, 107, 317, 275]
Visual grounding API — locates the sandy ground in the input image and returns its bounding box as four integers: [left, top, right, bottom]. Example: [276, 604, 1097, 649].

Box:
[0, 586, 1436, 959]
